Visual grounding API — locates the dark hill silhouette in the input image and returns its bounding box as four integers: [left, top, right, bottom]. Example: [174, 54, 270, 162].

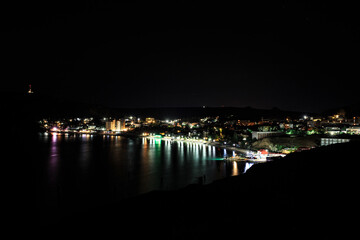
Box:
[4, 91, 304, 121]
[110, 106, 304, 121]
[322, 101, 360, 117]
[20, 141, 358, 239]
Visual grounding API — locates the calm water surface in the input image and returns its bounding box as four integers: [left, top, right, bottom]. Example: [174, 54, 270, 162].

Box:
[35, 133, 254, 211]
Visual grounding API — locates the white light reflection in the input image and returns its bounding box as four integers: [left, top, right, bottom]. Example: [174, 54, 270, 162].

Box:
[186, 142, 190, 152]
[202, 144, 206, 158]
[244, 162, 254, 173]
[164, 140, 172, 168]
[79, 138, 90, 173]
[165, 139, 172, 151]
[49, 133, 59, 184]
[177, 141, 184, 164]
[194, 142, 199, 155]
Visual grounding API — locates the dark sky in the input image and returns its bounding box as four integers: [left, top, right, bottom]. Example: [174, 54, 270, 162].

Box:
[2, 1, 359, 112]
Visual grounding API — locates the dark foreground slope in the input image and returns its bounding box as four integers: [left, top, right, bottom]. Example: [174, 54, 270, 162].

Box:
[24, 142, 359, 239]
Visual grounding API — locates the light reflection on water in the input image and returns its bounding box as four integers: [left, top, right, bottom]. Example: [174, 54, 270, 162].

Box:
[37, 133, 256, 209]
[232, 161, 238, 176]
[48, 133, 59, 183]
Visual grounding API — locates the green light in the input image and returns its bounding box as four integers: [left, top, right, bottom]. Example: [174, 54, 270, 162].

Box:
[207, 158, 225, 161]
[286, 129, 296, 135]
[306, 129, 316, 135]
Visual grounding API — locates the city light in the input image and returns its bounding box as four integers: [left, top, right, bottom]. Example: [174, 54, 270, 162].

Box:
[50, 127, 59, 132]
[38, 112, 359, 163]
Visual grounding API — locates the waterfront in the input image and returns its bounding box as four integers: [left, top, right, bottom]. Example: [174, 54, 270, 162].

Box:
[35, 133, 255, 214]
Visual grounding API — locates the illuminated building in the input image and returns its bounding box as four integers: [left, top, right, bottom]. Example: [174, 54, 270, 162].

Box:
[346, 126, 360, 135]
[251, 131, 283, 140]
[279, 123, 294, 129]
[325, 127, 341, 136]
[256, 149, 269, 160]
[353, 117, 360, 125]
[146, 118, 156, 124]
[106, 119, 126, 132]
[106, 120, 116, 131]
[321, 138, 350, 146]
[124, 119, 132, 128]
[116, 119, 126, 131]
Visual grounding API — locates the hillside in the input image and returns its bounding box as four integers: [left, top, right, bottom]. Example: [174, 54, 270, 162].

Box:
[4, 91, 304, 120]
[322, 102, 360, 117]
[252, 135, 320, 151]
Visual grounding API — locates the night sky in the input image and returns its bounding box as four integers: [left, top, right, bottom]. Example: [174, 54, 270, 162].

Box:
[2, 1, 359, 112]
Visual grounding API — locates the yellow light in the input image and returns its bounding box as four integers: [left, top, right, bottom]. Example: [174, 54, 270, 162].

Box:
[232, 161, 238, 176]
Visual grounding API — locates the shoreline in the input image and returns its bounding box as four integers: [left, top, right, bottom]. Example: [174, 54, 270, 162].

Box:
[44, 131, 270, 161]
[45, 130, 253, 152]
[149, 136, 255, 154]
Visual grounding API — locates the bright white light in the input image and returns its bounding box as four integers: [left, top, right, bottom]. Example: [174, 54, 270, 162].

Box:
[244, 162, 254, 173]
